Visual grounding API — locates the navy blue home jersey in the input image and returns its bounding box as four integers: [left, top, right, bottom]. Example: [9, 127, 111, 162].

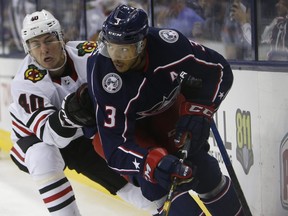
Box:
[87, 28, 233, 177]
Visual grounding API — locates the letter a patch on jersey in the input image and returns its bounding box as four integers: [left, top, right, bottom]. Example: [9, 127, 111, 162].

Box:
[24, 65, 47, 83]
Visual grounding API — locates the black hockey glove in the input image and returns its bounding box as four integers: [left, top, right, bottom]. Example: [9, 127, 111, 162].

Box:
[59, 83, 96, 128]
[175, 102, 212, 157]
[175, 71, 213, 156]
[143, 148, 196, 190]
[177, 71, 202, 99]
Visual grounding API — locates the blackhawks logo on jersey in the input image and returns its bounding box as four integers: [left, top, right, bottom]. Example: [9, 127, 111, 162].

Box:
[77, 41, 97, 56]
[24, 65, 47, 83]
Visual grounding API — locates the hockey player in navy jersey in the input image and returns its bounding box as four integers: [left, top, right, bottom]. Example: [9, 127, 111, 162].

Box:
[9, 9, 160, 216]
[63, 4, 244, 216]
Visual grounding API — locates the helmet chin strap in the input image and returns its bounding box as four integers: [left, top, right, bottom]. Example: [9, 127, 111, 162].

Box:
[48, 50, 67, 72]
[130, 50, 146, 71]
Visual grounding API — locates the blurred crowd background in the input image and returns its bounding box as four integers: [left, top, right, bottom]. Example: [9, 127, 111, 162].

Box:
[0, 0, 286, 62]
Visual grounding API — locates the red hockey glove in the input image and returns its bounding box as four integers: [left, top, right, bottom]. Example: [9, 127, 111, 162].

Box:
[59, 83, 96, 128]
[174, 102, 212, 156]
[143, 148, 194, 190]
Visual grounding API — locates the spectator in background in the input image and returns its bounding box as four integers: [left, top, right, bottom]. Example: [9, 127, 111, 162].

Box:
[98, 0, 127, 16]
[222, 0, 253, 60]
[87, 0, 145, 41]
[33, 0, 84, 41]
[261, 0, 288, 60]
[86, 0, 126, 41]
[194, 0, 252, 60]
[188, 0, 227, 43]
[229, 0, 251, 46]
[155, 0, 205, 39]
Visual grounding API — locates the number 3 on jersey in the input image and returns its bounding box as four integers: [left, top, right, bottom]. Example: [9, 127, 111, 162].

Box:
[104, 106, 116, 127]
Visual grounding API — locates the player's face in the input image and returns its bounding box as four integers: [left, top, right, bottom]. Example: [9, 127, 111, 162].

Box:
[27, 33, 65, 70]
[107, 42, 139, 73]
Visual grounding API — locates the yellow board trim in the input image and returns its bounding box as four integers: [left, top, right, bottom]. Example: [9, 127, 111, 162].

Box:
[64, 169, 114, 195]
[0, 129, 13, 152]
[0, 129, 210, 215]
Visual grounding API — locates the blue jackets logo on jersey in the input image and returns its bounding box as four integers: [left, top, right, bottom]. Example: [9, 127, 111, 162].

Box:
[76, 41, 97, 56]
[159, 30, 179, 43]
[102, 73, 122, 93]
[24, 64, 47, 83]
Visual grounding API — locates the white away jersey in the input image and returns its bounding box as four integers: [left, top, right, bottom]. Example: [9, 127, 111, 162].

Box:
[9, 41, 97, 148]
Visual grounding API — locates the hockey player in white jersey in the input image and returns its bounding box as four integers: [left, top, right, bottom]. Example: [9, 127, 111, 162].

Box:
[8, 10, 160, 216]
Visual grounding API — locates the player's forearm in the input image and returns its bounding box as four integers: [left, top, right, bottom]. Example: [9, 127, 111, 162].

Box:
[103, 140, 149, 176]
[43, 111, 82, 148]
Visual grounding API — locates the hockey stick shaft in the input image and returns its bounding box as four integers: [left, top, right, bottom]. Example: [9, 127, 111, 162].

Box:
[161, 176, 177, 216]
[210, 120, 252, 216]
[160, 134, 191, 216]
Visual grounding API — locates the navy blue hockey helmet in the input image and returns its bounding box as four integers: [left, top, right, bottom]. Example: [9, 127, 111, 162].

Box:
[101, 4, 148, 44]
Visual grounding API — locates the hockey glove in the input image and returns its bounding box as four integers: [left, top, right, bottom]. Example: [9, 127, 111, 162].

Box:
[177, 71, 202, 99]
[175, 101, 212, 156]
[143, 148, 194, 190]
[59, 83, 96, 128]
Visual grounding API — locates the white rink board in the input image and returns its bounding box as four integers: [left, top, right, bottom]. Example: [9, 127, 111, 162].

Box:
[0, 58, 18, 131]
[212, 69, 288, 216]
[1, 58, 288, 215]
[0, 77, 13, 131]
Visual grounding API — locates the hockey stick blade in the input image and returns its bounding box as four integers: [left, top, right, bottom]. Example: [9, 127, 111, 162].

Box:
[160, 133, 191, 216]
[211, 120, 252, 216]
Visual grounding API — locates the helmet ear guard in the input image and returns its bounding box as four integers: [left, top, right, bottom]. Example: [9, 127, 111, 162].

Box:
[21, 9, 64, 53]
[137, 40, 146, 53]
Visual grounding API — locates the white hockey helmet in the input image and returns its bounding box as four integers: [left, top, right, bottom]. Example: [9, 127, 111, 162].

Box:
[21, 9, 63, 53]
